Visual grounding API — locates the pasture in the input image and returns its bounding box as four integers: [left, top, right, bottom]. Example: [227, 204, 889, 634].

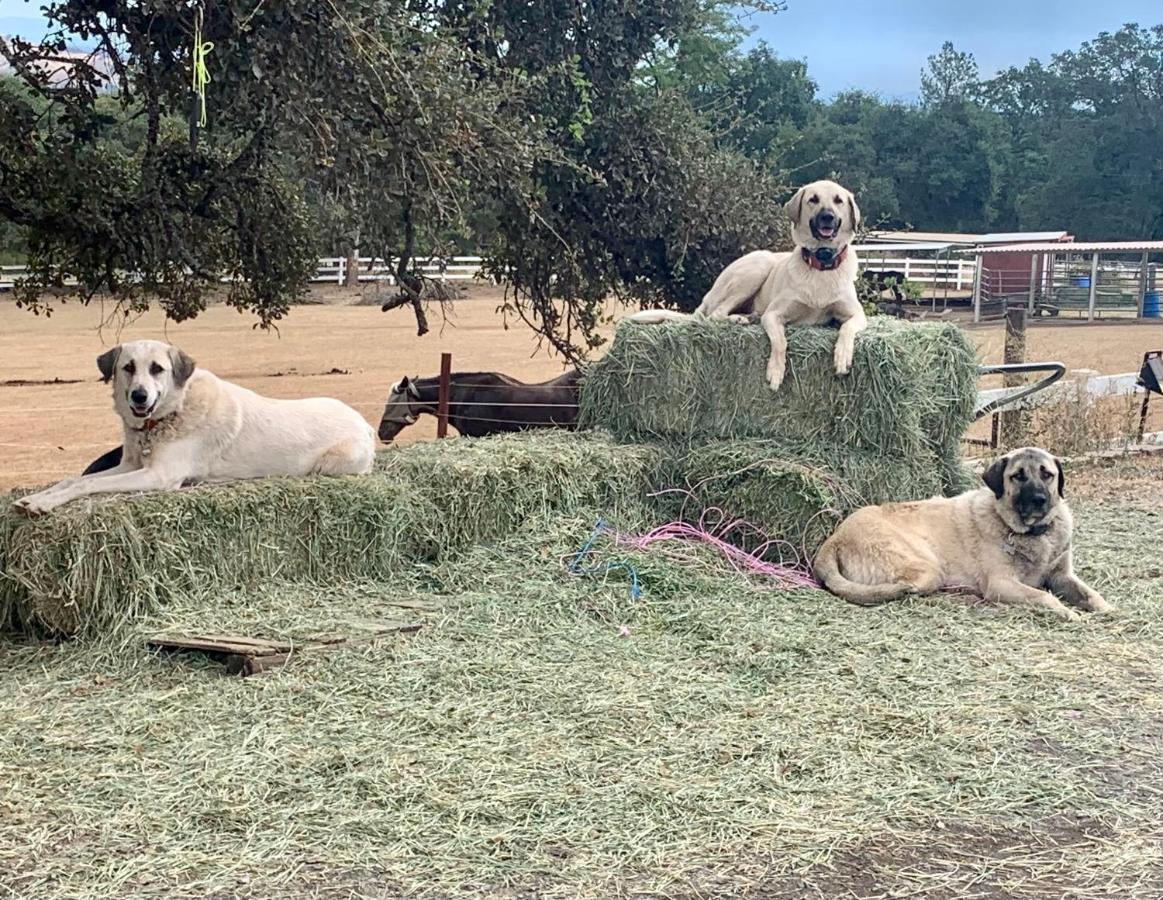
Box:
[2, 290, 1163, 899]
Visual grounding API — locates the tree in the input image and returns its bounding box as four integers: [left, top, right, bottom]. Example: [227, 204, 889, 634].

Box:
[920, 41, 979, 107]
[440, 0, 789, 357]
[1, 0, 791, 358]
[978, 24, 1163, 239]
[0, 1, 547, 331]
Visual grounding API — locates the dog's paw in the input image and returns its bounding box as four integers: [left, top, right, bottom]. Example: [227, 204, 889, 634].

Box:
[833, 343, 854, 376]
[12, 493, 54, 517]
[766, 360, 786, 391]
[1084, 593, 1115, 614]
[1059, 606, 1083, 622]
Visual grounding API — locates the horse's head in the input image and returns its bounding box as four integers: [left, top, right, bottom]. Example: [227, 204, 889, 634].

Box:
[378, 376, 421, 442]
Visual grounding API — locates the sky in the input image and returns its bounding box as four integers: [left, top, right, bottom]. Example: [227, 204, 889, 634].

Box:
[744, 0, 1161, 100]
[1, 0, 1160, 100]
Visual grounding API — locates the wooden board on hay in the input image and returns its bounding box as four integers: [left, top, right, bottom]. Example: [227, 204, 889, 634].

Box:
[147, 619, 422, 677]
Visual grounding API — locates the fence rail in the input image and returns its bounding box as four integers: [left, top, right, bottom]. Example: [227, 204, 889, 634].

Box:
[315, 256, 487, 285]
[858, 256, 976, 290]
[0, 257, 490, 290]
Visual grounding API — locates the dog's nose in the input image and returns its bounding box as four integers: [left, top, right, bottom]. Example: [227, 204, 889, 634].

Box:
[818, 209, 837, 224]
[130, 388, 149, 405]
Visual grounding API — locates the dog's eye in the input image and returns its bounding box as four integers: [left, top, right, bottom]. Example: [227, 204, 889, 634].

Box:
[123, 362, 135, 375]
[1011, 471, 1027, 482]
[808, 195, 819, 204]
[834, 196, 843, 204]
[1040, 467, 1053, 480]
[150, 363, 165, 376]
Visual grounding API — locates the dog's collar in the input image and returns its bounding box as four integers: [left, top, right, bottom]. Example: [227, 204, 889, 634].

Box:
[130, 415, 167, 433]
[1010, 521, 1051, 538]
[801, 245, 849, 271]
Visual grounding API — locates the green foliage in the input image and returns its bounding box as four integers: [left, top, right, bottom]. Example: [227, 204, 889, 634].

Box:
[856, 272, 924, 316]
[3, 11, 1162, 353]
[920, 41, 979, 107]
[0, 1, 549, 329]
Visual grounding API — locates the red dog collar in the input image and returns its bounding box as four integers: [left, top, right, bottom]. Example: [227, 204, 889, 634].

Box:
[801, 245, 849, 271]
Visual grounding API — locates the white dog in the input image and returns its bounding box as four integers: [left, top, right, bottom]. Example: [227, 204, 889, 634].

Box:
[629, 179, 867, 390]
[13, 340, 376, 516]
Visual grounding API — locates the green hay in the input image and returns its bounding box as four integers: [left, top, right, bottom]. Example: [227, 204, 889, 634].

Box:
[578, 318, 980, 476]
[668, 438, 956, 557]
[0, 431, 665, 636]
[1, 491, 1161, 899]
[2, 318, 982, 637]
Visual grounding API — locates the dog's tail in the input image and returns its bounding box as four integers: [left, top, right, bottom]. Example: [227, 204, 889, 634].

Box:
[812, 541, 908, 607]
[625, 309, 692, 325]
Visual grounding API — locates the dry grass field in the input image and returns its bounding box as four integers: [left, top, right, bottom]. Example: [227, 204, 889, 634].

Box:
[2, 287, 1162, 490]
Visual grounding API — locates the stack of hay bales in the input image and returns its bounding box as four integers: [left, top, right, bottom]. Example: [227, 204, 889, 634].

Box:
[0, 433, 666, 635]
[1, 317, 980, 638]
[579, 317, 979, 551]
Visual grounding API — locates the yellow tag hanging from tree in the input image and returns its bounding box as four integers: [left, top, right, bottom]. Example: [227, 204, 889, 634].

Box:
[192, 4, 213, 128]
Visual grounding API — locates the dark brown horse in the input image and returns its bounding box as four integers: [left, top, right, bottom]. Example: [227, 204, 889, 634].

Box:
[378, 369, 582, 442]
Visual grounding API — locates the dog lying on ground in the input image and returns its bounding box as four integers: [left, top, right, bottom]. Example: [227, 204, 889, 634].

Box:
[813, 447, 1113, 621]
[13, 340, 376, 516]
[627, 179, 867, 391]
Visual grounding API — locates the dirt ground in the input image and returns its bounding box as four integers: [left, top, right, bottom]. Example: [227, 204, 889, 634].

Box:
[2, 286, 1162, 490]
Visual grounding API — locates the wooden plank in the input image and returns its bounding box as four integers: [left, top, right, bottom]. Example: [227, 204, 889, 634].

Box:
[147, 634, 293, 656]
[146, 620, 423, 677]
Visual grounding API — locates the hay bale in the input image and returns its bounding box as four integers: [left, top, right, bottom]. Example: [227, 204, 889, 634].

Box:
[578, 318, 979, 478]
[0, 431, 665, 636]
[668, 439, 958, 557]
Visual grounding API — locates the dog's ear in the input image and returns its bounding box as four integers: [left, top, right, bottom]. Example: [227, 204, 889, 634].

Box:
[1054, 456, 1066, 498]
[847, 191, 861, 231]
[168, 346, 196, 387]
[982, 455, 1009, 500]
[783, 186, 806, 226]
[96, 346, 120, 384]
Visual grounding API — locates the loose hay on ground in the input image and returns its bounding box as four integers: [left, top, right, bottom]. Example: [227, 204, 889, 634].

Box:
[1, 495, 1161, 899]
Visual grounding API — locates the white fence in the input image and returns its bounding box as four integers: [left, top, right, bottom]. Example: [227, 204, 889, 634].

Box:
[4, 253, 976, 291]
[314, 256, 486, 285]
[0, 257, 489, 290]
[857, 255, 977, 290]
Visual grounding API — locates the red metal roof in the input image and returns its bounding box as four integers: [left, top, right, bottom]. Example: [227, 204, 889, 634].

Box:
[957, 241, 1163, 254]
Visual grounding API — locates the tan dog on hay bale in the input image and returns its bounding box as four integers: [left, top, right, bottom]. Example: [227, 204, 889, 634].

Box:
[627, 179, 866, 391]
[13, 340, 376, 516]
[814, 447, 1114, 621]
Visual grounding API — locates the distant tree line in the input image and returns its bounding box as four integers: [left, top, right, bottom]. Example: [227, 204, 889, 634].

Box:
[1, 4, 1160, 356]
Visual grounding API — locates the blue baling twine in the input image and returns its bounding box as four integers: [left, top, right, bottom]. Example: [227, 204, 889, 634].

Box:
[567, 519, 642, 600]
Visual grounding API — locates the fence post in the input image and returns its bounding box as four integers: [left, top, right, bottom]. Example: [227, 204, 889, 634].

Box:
[1137, 250, 1150, 318]
[1027, 253, 1037, 313]
[336, 256, 345, 286]
[1087, 252, 1099, 321]
[436, 352, 452, 438]
[1000, 307, 1029, 448]
[972, 254, 983, 323]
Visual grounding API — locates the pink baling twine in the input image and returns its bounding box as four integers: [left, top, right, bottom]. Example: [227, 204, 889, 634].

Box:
[597, 505, 820, 591]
